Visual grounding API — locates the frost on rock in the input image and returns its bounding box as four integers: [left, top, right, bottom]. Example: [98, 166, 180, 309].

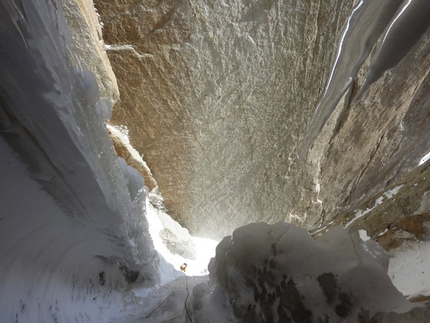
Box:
[195, 223, 430, 322]
[0, 0, 160, 321]
[297, 0, 430, 158]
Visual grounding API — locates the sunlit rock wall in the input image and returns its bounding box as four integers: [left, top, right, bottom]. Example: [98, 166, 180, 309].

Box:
[94, 0, 430, 239]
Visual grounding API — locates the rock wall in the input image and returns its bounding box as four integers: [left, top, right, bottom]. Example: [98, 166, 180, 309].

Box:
[60, 0, 119, 104]
[108, 125, 158, 192]
[93, 0, 430, 239]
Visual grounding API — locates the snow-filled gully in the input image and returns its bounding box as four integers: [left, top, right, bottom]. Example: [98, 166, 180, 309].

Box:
[1, 0, 430, 322]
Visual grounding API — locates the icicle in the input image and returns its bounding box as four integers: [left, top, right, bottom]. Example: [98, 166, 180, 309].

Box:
[296, 0, 403, 159]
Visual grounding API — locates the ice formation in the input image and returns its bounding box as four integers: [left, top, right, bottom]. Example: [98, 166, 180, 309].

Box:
[1, 0, 430, 322]
[0, 0, 160, 321]
[297, 0, 430, 159]
[195, 223, 429, 322]
[356, 0, 430, 99]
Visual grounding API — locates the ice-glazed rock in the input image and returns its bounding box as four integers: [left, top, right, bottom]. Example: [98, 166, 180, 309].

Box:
[0, 0, 160, 321]
[108, 124, 158, 192]
[356, 0, 430, 100]
[299, 0, 430, 157]
[297, 0, 403, 159]
[59, 0, 119, 105]
[202, 223, 428, 322]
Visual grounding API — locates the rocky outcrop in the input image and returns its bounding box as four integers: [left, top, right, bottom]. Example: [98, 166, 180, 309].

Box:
[94, 0, 430, 239]
[376, 214, 430, 251]
[315, 159, 430, 239]
[108, 125, 158, 192]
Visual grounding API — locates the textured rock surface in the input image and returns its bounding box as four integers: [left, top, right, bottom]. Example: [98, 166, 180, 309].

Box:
[108, 125, 158, 192]
[94, 0, 430, 239]
[60, 0, 119, 104]
[315, 159, 430, 240]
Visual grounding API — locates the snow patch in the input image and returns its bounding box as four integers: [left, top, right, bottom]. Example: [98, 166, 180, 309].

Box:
[146, 201, 218, 283]
[345, 185, 403, 228]
[312, 219, 335, 235]
[413, 191, 430, 215]
[359, 229, 371, 241]
[388, 240, 430, 299]
[105, 44, 152, 59]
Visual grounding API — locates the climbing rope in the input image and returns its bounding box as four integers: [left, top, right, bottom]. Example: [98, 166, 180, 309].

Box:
[144, 294, 170, 319]
[185, 274, 193, 322]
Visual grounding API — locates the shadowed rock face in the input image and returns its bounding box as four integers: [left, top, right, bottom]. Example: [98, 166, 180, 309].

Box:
[94, 0, 430, 239]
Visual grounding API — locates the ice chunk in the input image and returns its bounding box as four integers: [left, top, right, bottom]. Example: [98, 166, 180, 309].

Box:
[201, 223, 428, 322]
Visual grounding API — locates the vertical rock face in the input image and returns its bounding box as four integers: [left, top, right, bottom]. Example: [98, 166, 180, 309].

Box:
[108, 125, 158, 192]
[94, 0, 430, 239]
[59, 0, 119, 104]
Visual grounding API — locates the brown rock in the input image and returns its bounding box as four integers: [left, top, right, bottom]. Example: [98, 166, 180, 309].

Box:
[319, 160, 430, 240]
[94, 0, 430, 239]
[108, 126, 158, 192]
[398, 214, 430, 240]
[376, 229, 404, 251]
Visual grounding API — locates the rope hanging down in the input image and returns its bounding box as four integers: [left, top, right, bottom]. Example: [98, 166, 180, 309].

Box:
[185, 274, 193, 323]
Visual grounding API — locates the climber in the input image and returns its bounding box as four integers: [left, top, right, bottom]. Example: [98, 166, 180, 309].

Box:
[180, 263, 187, 272]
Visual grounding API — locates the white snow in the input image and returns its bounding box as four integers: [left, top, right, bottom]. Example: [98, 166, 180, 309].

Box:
[388, 240, 430, 299]
[345, 185, 403, 228]
[146, 201, 219, 283]
[378, 228, 389, 236]
[197, 223, 427, 322]
[419, 151, 430, 166]
[0, 1, 159, 321]
[384, 184, 404, 199]
[105, 44, 152, 59]
[358, 229, 371, 241]
[311, 219, 335, 235]
[0, 2, 218, 320]
[413, 191, 430, 215]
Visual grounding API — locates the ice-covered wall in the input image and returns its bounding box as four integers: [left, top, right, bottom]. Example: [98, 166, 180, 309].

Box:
[193, 223, 430, 322]
[0, 0, 160, 321]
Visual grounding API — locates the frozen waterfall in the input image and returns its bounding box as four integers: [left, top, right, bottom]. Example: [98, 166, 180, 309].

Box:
[0, 0, 160, 321]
